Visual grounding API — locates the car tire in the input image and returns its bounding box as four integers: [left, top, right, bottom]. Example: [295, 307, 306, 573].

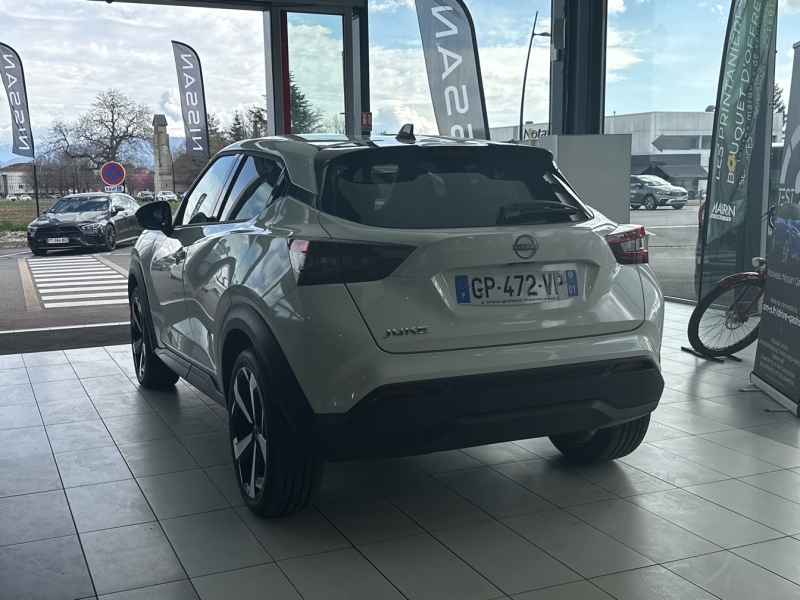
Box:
[102, 224, 116, 251]
[549, 414, 650, 464]
[31, 247, 47, 256]
[130, 286, 179, 388]
[630, 205, 641, 210]
[228, 348, 324, 517]
[672, 205, 684, 210]
[643, 195, 658, 211]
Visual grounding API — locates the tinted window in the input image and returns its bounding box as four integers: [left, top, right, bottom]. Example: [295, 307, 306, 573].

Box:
[639, 175, 669, 186]
[178, 155, 236, 226]
[50, 197, 109, 214]
[222, 155, 283, 221]
[319, 146, 588, 229]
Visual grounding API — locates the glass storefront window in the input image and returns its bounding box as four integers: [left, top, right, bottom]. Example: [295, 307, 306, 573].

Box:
[606, 0, 795, 301]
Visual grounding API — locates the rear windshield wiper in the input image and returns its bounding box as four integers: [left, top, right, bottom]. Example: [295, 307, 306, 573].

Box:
[496, 201, 578, 225]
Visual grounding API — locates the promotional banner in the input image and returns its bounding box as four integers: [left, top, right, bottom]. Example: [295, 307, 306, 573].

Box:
[414, 0, 489, 140]
[752, 41, 800, 410]
[0, 43, 34, 158]
[172, 41, 210, 159]
[704, 0, 778, 244]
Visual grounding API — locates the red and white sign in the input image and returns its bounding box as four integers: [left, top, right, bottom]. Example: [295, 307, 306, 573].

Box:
[100, 162, 126, 186]
[360, 111, 372, 131]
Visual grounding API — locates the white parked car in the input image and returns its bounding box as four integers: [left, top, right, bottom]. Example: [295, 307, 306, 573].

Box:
[20, 194, 32, 201]
[6, 195, 17, 201]
[129, 129, 665, 517]
[156, 190, 178, 202]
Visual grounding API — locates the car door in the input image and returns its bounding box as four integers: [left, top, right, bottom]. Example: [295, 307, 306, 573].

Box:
[630, 177, 640, 204]
[123, 196, 142, 238]
[147, 154, 238, 359]
[109, 194, 128, 239]
[182, 153, 286, 373]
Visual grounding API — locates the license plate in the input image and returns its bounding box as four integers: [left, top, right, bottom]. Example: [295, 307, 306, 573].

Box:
[455, 270, 579, 305]
[46, 237, 70, 244]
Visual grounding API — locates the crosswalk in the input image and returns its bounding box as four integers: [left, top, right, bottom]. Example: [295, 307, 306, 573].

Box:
[27, 256, 128, 309]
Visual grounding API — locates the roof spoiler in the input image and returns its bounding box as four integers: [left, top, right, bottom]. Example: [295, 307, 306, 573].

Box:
[396, 123, 415, 142]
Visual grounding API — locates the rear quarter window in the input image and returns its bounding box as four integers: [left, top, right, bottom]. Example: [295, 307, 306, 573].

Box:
[319, 145, 589, 229]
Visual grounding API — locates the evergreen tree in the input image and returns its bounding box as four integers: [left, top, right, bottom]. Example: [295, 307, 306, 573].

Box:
[775, 84, 787, 127]
[227, 110, 248, 142]
[248, 105, 268, 138]
[289, 73, 323, 134]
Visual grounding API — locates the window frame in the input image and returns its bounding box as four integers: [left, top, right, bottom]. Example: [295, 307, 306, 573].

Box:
[172, 153, 240, 229]
[213, 152, 288, 224]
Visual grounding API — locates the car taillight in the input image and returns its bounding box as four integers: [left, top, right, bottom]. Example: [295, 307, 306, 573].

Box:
[605, 225, 648, 264]
[288, 239, 415, 286]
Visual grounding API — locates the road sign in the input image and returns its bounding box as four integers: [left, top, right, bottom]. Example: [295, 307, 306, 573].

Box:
[100, 162, 126, 186]
[651, 135, 695, 152]
[104, 185, 124, 193]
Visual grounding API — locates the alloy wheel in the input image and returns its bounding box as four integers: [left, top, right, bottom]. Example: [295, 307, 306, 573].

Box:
[130, 292, 146, 380]
[106, 226, 116, 250]
[230, 367, 268, 499]
[644, 196, 657, 210]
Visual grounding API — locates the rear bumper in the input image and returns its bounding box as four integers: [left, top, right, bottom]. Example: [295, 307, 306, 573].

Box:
[298, 357, 663, 461]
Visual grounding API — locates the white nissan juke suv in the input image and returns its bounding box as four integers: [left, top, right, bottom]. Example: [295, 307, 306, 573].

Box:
[129, 130, 665, 517]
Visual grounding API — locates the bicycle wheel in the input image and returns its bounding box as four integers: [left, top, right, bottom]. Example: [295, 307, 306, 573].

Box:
[688, 279, 764, 357]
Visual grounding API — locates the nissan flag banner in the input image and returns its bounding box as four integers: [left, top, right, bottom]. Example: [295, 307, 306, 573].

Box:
[415, 0, 489, 140]
[705, 0, 778, 243]
[172, 41, 210, 159]
[752, 41, 800, 410]
[0, 43, 34, 158]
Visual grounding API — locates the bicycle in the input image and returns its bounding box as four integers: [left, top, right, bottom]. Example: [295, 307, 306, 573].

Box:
[687, 207, 774, 357]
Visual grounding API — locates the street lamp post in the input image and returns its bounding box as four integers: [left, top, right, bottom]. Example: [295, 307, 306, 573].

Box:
[519, 11, 551, 142]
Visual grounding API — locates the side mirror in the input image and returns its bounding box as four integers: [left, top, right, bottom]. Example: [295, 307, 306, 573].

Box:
[635, 183, 643, 189]
[136, 200, 173, 233]
[112, 205, 124, 213]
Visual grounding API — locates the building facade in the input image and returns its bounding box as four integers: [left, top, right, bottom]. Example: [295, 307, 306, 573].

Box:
[0, 162, 34, 197]
[490, 111, 785, 195]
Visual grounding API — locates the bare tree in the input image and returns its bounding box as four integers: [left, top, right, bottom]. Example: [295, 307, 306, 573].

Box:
[46, 88, 152, 168]
[322, 113, 347, 134]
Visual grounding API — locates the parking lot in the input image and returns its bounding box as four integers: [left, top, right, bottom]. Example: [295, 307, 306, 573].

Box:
[632, 200, 701, 301]
[0, 244, 133, 352]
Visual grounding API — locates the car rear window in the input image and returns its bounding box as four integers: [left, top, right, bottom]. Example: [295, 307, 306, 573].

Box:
[318, 145, 589, 229]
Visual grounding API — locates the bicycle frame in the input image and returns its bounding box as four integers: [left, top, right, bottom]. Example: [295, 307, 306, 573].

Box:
[715, 269, 765, 324]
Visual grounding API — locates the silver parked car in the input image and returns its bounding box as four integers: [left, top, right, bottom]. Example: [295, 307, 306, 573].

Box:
[129, 131, 665, 517]
[630, 175, 688, 210]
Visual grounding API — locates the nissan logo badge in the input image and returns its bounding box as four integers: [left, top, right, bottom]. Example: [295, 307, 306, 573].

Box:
[513, 234, 538, 259]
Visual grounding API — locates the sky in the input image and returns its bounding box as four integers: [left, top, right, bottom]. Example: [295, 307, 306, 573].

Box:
[0, 0, 798, 153]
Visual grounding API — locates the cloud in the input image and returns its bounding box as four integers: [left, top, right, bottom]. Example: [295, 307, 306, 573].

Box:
[606, 27, 643, 83]
[609, 0, 626, 14]
[0, 0, 267, 143]
[779, 0, 800, 12]
[369, 0, 414, 12]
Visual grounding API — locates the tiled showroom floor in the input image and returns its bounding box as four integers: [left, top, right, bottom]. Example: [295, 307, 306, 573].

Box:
[4, 302, 800, 599]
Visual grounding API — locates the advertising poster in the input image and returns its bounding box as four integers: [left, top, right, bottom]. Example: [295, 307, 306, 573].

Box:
[171, 41, 210, 159]
[704, 0, 778, 244]
[414, 0, 489, 140]
[0, 43, 35, 158]
[752, 42, 800, 409]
